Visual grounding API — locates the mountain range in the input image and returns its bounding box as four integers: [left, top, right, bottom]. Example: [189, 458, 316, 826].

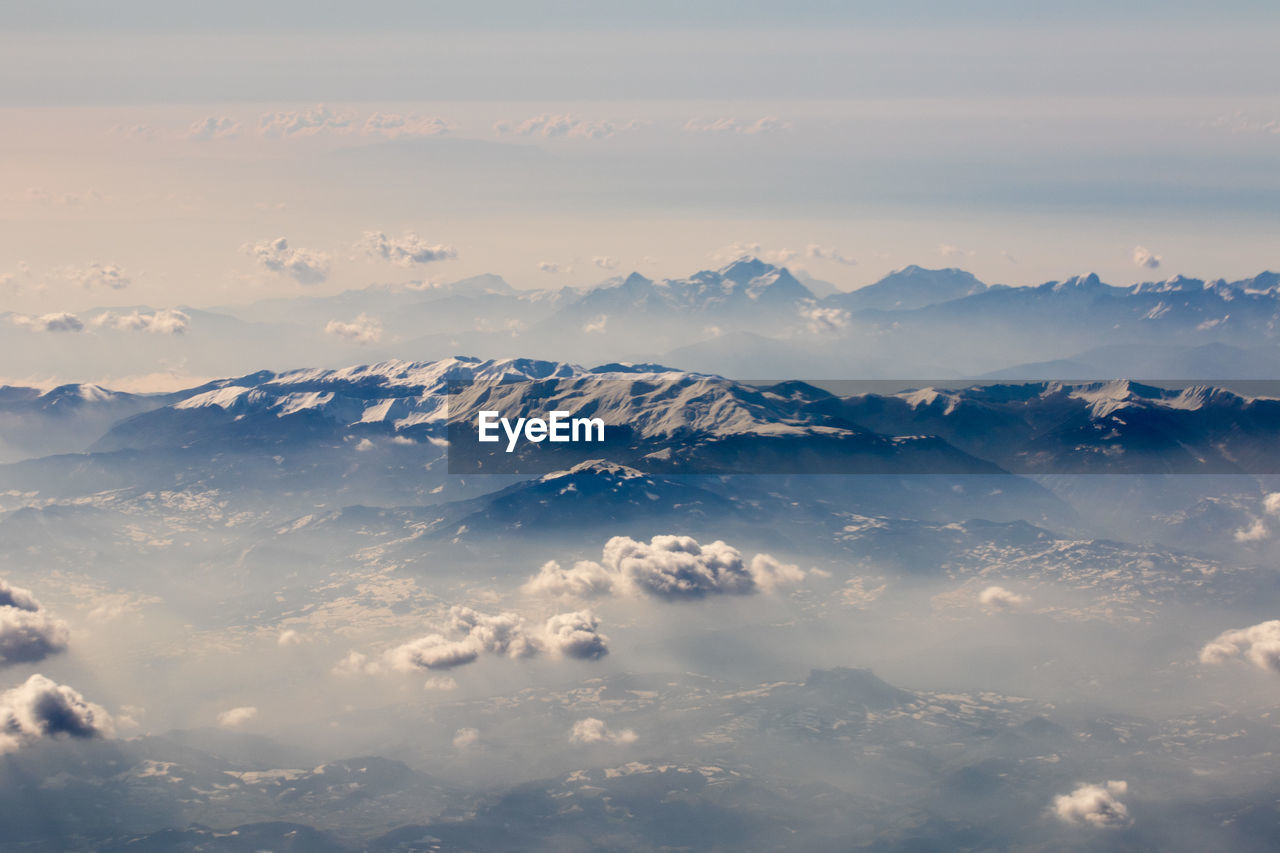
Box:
[8, 260, 1280, 382]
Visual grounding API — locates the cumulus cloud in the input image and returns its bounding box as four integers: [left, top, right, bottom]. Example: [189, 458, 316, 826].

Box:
[185, 116, 240, 140]
[938, 244, 975, 261]
[1200, 620, 1280, 673]
[1051, 780, 1131, 829]
[537, 261, 562, 274]
[11, 312, 84, 333]
[684, 116, 790, 135]
[593, 256, 618, 270]
[0, 579, 69, 667]
[1133, 246, 1161, 269]
[526, 535, 806, 602]
[494, 115, 627, 140]
[91, 308, 190, 335]
[243, 237, 330, 284]
[453, 727, 480, 749]
[324, 313, 383, 345]
[582, 315, 608, 334]
[332, 650, 380, 676]
[806, 244, 857, 265]
[362, 112, 453, 138]
[979, 585, 1028, 612]
[569, 717, 638, 745]
[1234, 518, 1269, 542]
[543, 610, 609, 660]
[385, 606, 608, 673]
[259, 104, 353, 137]
[606, 535, 758, 599]
[1263, 492, 1280, 515]
[68, 262, 130, 290]
[799, 305, 850, 334]
[217, 706, 258, 728]
[277, 629, 304, 647]
[0, 674, 113, 754]
[524, 560, 617, 599]
[357, 231, 457, 267]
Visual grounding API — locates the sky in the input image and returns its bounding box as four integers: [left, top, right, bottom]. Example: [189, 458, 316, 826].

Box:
[1, 0, 1278, 313]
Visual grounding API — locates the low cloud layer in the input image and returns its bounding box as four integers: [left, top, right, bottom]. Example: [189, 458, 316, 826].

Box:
[0, 674, 113, 754]
[244, 237, 330, 284]
[385, 606, 608, 673]
[0, 579, 70, 667]
[1051, 780, 1131, 828]
[1200, 620, 1280, 673]
[525, 535, 807, 601]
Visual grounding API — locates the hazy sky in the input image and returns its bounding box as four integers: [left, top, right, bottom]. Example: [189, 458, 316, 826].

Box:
[1, 0, 1278, 312]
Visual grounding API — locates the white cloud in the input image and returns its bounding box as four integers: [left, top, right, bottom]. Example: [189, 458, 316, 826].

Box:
[978, 585, 1028, 612]
[332, 650, 380, 676]
[582, 315, 608, 334]
[524, 560, 617, 599]
[0, 674, 113, 754]
[0, 579, 69, 667]
[385, 606, 608, 673]
[243, 237, 330, 284]
[258, 104, 353, 137]
[91, 309, 190, 335]
[537, 261, 561, 274]
[1133, 245, 1161, 269]
[606, 535, 759, 599]
[453, 727, 480, 749]
[277, 629, 304, 647]
[543, 610, 609, 660]
[358, 231, 457, 266]
[185, 116, 240, 140]
[806, 244, 857, 265]
[216, 706, 258, 728]
[362, 113, 453, 138]
[1263, 492, 1280, 515]
[527, 535, 807, 602]
[938, 244, 975, 261]
[1234, 518, 1269, 542]
[1051, 780, 1131, 829]
[69, 262, 130, 290]
[324, 313, 383, 345]
[569, 717, 638, 745]
[593, 256, 618, 270]
[799, 305, 850, 334]
[1201, 620, 1280, 673]
[423, 676, 457, 690]
[11, 312, 84, 333]
[495, 115, 625, 140]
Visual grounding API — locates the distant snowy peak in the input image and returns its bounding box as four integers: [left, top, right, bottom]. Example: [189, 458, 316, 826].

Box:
[571, 258, 815, 316]
[830, 265, 989, 312]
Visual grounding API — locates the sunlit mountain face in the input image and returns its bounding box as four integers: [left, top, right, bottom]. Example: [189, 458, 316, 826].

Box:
[5, 1, 1280, 849]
